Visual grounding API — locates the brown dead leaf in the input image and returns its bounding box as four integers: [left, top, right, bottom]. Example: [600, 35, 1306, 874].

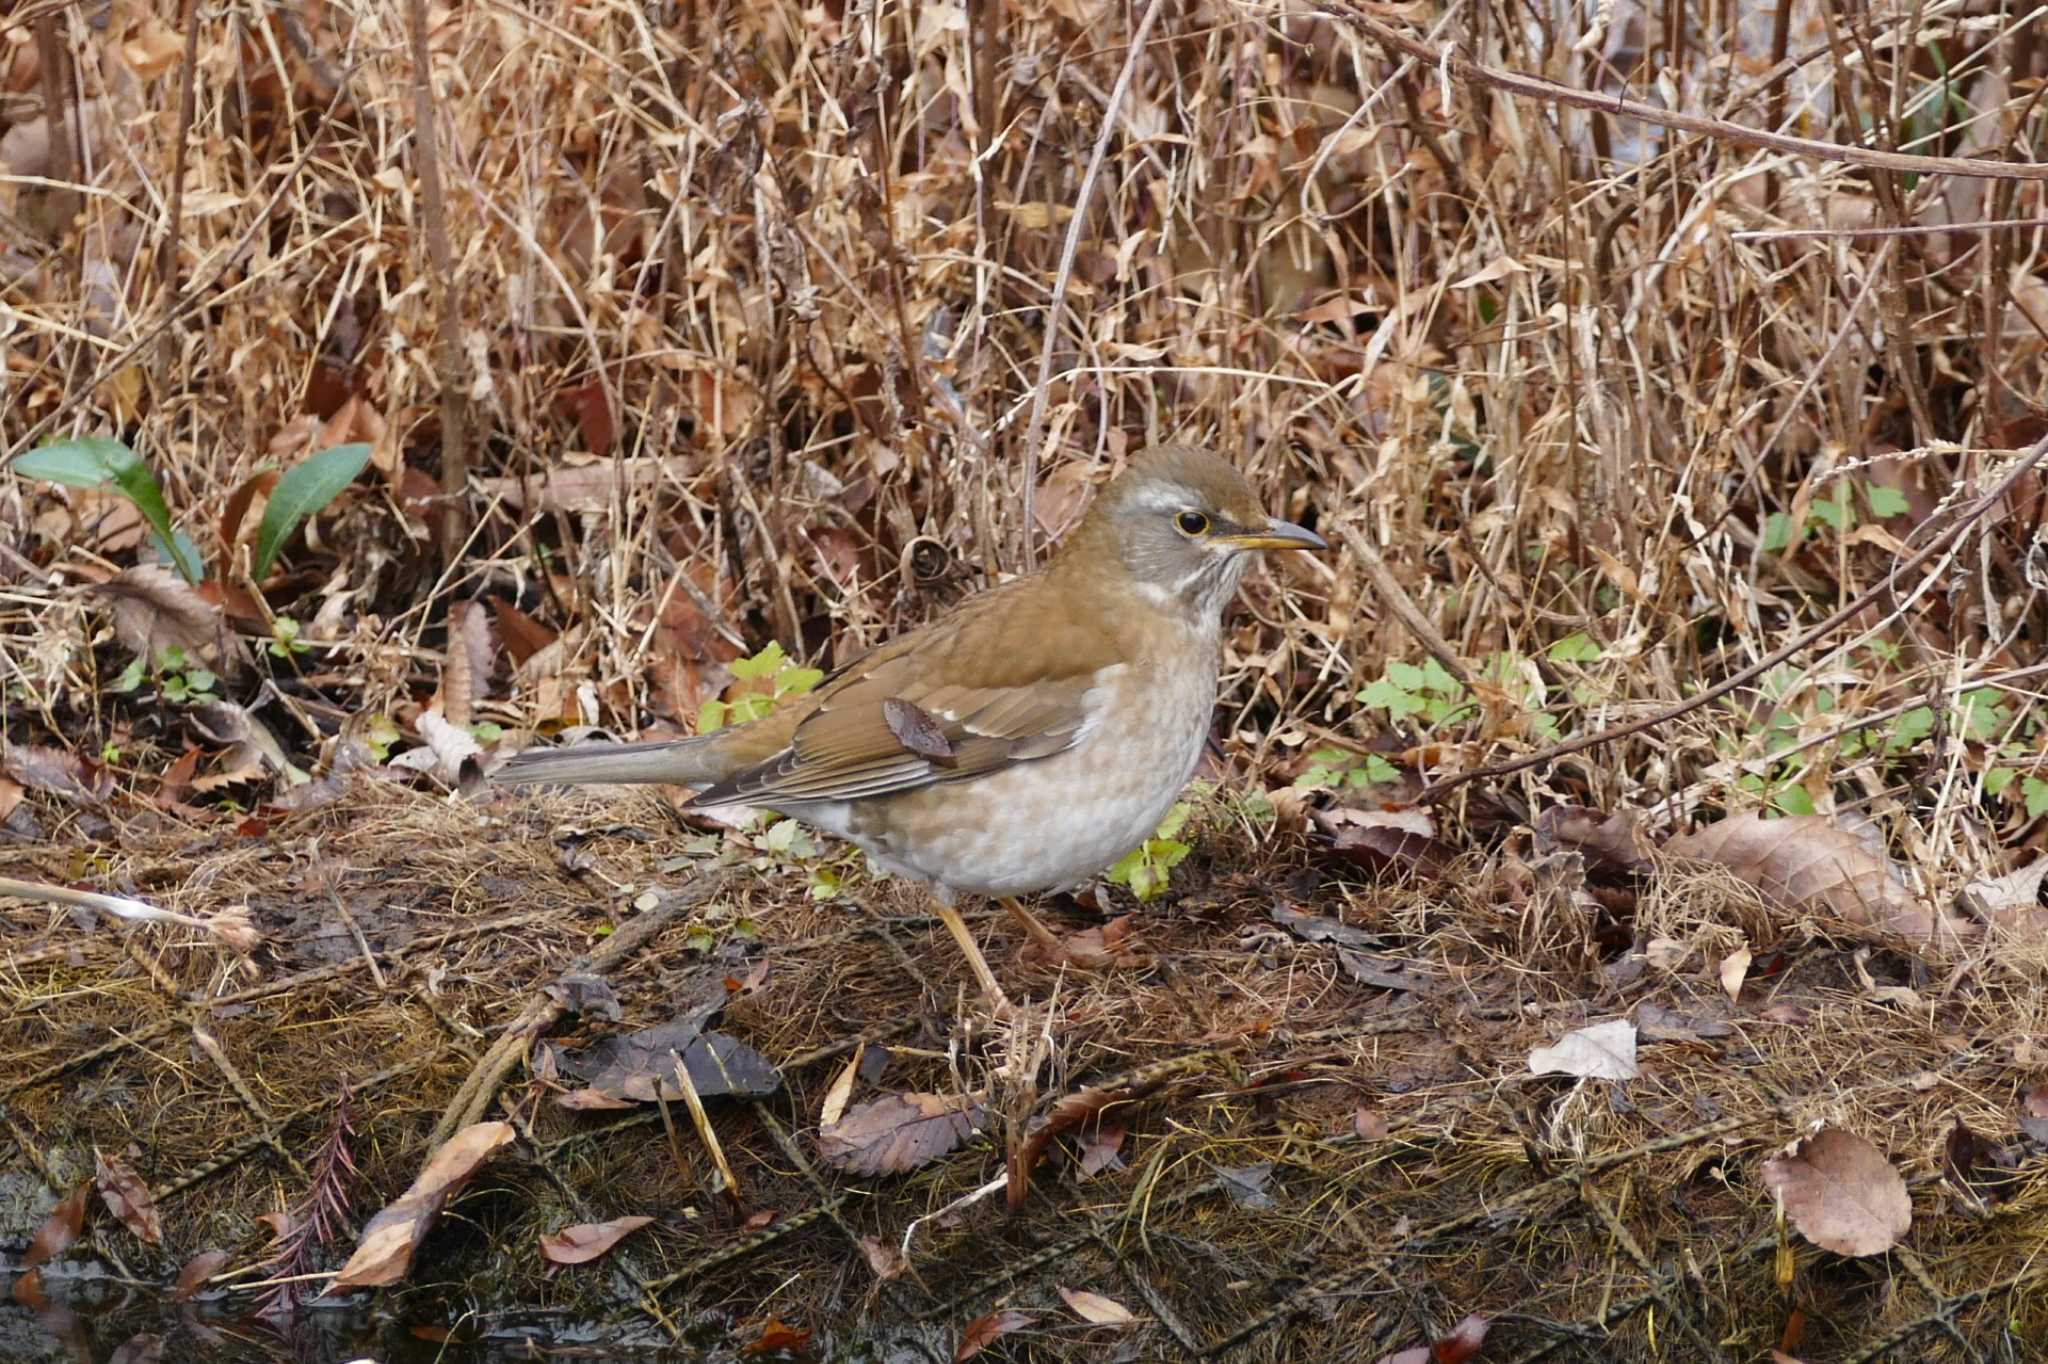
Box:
[1760, 1127, 1911, 1257]
[477, 457, 690, 515]
[818, 1044, 863, 1130]
[171, 1248, 230, 1302]
[1075, 1123, 1126, 1179]
[330, 1122, 517, 1289]
[1375, 1312, 1489, 1364]
[490, 597, 557, 668]
[538, 1214, 654, 1266]
[1720, 946, 1752, 1004]
[954, 1308, 1033, 1361]
[741, 1317, 811, 1355]
[858, 1235, 908, 1280]
[816, 1092, 989, 1176]
[1667, 813, 1968, 943]
[443, 599, 496, 728]
[1314, 807, 1454, 881]
[1353, 1107, 1390, 1140]
[4, 743, 114, 804]
[21, 1184, 88, 1273]
[1535, 805, 1652, 875]
[95, 1150, 163, 1246]
[93, 563, 247, 676]
[1942, 1119, 2020, 1207]
[1057, 1286, 1136, 1326]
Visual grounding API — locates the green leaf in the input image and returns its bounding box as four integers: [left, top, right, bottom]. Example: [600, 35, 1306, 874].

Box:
[1152, 802, 1191, 840]
[1984, 768, 2016, 797]
[1547, 631, 1602, 664]
[112, 657, 146, 693]
[1810, 496, 1852, 532]
[1149, 838, 1191, 870]
[1359, 678, 1423, 719]
[1865, 483, 1909, 519]
[252, 443, 371, 578]
[1772, 784, 1816, 817]
[1886, 706, 1935, 752]
[2025, 776, 2048, 820]
[15, 436, 202, 583]
[697, 699, 730, 733]
[1761, 511, 1798, 553]
[729, 642, 785, 681]
[1384, 660, 1429, 691]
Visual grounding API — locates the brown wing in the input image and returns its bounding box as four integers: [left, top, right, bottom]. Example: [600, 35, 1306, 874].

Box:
[687, 573, 1125, 808]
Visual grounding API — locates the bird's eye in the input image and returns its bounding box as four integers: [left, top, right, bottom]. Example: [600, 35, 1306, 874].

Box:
[1175, 510, 1210, 536]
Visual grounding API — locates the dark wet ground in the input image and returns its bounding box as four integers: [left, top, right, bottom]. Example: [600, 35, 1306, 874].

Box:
[0, 1272, 952, 1363]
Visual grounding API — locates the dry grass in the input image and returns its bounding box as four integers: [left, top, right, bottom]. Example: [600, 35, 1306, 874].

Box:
[4, 0, 2048, 1358]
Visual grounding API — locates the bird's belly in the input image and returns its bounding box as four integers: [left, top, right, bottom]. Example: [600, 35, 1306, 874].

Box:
[822, 662, 1214, 899]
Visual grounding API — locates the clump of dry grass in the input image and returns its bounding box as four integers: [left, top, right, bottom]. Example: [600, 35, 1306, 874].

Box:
[4, 0, 2048, 1356]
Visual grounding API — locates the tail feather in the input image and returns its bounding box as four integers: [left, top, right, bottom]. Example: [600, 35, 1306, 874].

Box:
[495, 735, 727, 787]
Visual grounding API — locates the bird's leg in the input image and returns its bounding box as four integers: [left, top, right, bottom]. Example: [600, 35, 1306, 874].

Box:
[997, 896, 1068, 959]
[929, 896, 1012, 1015]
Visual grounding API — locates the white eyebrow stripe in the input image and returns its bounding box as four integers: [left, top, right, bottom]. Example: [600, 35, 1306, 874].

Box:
[1131, 483, 1200, 512]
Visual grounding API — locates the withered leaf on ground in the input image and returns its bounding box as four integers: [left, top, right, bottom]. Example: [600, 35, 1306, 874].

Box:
[1667, 814, 1968, 944]
[1269, 899, 1378, 949]
[1075, 1123, 1126, 1178]
[558, 1018, 781, 1103]
[1941, 1119, 2020, 1207]
[740, 1317, 811, 1355]
[95, 1150, 163, 1245]
[172, 1249, 231, 1302]
[858, 1234, 909, 1280]
[538, 1214, 654, 1266]
[20, 1183, 89, 1272]
[1760, 1127, 1910, 1257]
[330, 1121, 517, 1289]
[817, 1092, 989, 1176]
[4, 744, 114, 804]
[1057, 1286, 1136, 1326]
[1528, 1019, 1638, 1081]
[954, 1308, 1033, 1362]
[1535, 805, 1651, 875]
[106, 1334, 162, 1364]
[93, 563, 247, 676]
[1313, 806, 1454, 881]
[1376, 1312, 1488, 1364]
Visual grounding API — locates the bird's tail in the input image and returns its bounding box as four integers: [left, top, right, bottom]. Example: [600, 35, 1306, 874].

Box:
[495, 734, 732, 787]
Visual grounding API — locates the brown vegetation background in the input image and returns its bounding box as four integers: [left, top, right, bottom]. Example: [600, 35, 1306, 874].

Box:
[4, 0, 2048, 1359]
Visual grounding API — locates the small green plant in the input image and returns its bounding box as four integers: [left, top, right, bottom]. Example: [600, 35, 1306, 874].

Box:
[1294, 745, 1399, 793]
[1106, 803, 1192, 902]
[12, 436, 370, 585]
[268, 616, 312, 659]
[1761, 480, 1909, 553]
[113, 646, 218, 703]
[1360, 652, 1570, 742]
[697, 642, 825, 733]
[361, 715, 402, 762]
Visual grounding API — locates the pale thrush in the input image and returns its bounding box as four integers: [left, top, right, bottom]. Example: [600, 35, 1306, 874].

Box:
[499, 444, 1325, 1010]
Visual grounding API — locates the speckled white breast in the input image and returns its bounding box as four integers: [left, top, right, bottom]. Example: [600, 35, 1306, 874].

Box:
[800, 650, 1218, 900]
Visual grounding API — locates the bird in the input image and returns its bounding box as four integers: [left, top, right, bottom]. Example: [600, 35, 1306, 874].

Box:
[498, 444, 1326, 1012]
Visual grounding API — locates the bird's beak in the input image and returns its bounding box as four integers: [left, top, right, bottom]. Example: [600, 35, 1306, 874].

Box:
[1219, 516, 1327, 552]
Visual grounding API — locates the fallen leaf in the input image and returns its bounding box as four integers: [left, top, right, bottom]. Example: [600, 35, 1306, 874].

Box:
[741, 1316, 811, 1355]
[93, 563, 246, 676]
[490, 597, 558, 668]
[1270, 899, 1378, 948]
[1353, 1108, 1390, 1140]
[1076, 1123, 1126, 1178]
[1314, 807, 1454, 880]
[1961, 858, 2048, 930]
[954, 1308, 1033, 1361]
[1057, 1286, 1136, 1326]
[1535, 805, 1652, 875]
[1528, 1019, 1638, 1081]
[1668, 814, 1968, 944]
[1761, 1127, 1911, 1257]
[95, 1150, 163, 1246]
[1217, 1162, 1275, 1210]
[858, 1235, 908, 1280]
[817, 1092, 989, 1176]
[106, 1334, 162, 1364]
[171, 1249, 230, 1302]
[538, 1215, 654, 1266]
[819, 1044, 863, 1130]
[1375, 1311, 1489, 1364]
[557, 1018, 781, 1103]
[330, 1122, 517, 1289]
[20, 1184, 89, 1272]
[3, 745, 114, 804]
[1720, 946, 1752, 1004]
[1941, 1119, 2019, 1207]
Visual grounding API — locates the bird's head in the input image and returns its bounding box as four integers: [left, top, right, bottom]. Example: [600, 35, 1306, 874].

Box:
[1060, 444, 1326, 622]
